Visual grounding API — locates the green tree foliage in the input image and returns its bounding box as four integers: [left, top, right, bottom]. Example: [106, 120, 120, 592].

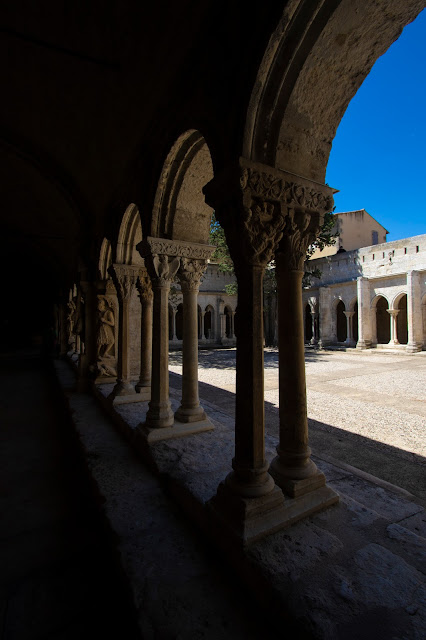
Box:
[209, 211, 338, 345]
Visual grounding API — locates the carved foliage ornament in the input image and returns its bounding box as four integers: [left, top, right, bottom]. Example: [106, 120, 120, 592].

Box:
[136, 273, 153, 303]
[138, 237, 216, 261]
[178, 257, 207, 291]
[108, 265, 139, 301]
[204, 161, 334, 269]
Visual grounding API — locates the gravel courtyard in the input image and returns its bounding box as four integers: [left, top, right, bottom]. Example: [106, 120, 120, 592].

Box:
[169, 348, 426, 500]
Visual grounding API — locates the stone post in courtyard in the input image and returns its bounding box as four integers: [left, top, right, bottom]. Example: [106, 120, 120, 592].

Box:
[109, 264, 139, 398]
[269, 183, 338, 511]
[135, 269, 153, 397]
[387, 309, 400, 346]
[356, 276, 372, 349]
[343, 311, 355, 346]
[175, 250, 214, 423]
[406, 270, 423, 352]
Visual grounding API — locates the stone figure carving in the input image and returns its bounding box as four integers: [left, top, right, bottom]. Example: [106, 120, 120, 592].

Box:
[66, 299, 76, 348]
[97, 297, 115, 357]
[95, 297, 117, 377]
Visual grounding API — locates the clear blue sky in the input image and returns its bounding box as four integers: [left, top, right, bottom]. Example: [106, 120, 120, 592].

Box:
[325, 9, 426, 242]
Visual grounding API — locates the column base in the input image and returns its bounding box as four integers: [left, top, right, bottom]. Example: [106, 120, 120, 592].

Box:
[356, 339, 372, 350]
[140, 415, 214, 443]
[134, 384, 151, 401]
[207, 480, 287, 546]
[174, 405, 206, 423]
[207, 478, 338, 547]
[269, 455, 326, 498]
[111, 381, 136, 396]
[406, 342, 423, 353]
[145, 401, 175, 429]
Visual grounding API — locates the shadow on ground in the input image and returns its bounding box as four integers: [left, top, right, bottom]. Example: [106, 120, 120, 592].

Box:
[169, 371, 426, 504]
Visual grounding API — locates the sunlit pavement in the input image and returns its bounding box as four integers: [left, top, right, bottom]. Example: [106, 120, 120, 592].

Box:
[169, 347, 426, 501]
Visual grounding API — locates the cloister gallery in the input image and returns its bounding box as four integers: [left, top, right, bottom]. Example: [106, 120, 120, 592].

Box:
[2, 0, 425, 545]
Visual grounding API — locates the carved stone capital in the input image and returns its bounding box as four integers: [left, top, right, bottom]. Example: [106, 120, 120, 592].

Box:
[177, 257, 208, 292]
[203, 157, 335, 270]
[136, 268, 153, 303]
[137, 237, 215, 287]
[108, 264, 139, 301]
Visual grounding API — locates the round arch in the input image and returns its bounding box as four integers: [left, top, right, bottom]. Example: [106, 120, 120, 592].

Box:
[373, 295, 390, 344]
[204, 304, 215, 340]
[151, 130, 214, 244]
[98, 238, 113, 281]
[244, 1, 424, 181]
[394, 293, 408, 345]
[116, 203, 144, 265]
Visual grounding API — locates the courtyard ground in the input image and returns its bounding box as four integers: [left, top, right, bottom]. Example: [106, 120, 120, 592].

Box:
[169, 347, 426, 502]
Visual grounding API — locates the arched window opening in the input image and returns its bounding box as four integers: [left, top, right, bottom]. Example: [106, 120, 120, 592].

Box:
[397, 295, 408, 345]
[336, 301, 347, 342]
[376, 297, 390, 344]
[204, 307, 213, 340]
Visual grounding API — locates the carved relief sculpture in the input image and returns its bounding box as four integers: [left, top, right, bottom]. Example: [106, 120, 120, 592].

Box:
[95, 296, 117, 377]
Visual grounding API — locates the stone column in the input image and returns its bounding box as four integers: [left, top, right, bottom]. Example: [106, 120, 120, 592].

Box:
[109, 264, 139, 397]
[59, 303, 69, 356]
[356, 277, 372, 349]
[204, 161, 338, 542]
[136, 246, 179, 428]
[77, 280, 97, 392]
[175, 255, 214, 423]
[407, 270, 422, 353]
[344, 311, 355, 346]
[318, 287, 332, 348]
[230, 311, 236, 339]
[269, 196, 337, 506]
[200, 310, 206, 341]
[169, 307, 177, 342]
[387, 309, 400, 346]
[135, 270, 153, 394]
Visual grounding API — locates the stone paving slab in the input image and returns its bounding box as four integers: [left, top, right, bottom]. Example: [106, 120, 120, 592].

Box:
[57, 352, 426, 639]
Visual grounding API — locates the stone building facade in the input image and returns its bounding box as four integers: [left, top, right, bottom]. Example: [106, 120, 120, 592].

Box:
[303, 234, 426, 352]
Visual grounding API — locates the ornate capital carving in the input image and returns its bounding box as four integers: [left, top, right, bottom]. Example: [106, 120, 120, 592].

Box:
[177, 257, 207, 292]
[136, 268, 153, 303]
[203, 157, 335, 270]
[108, 264, 139, 301]
[137, 237, 215, 287]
